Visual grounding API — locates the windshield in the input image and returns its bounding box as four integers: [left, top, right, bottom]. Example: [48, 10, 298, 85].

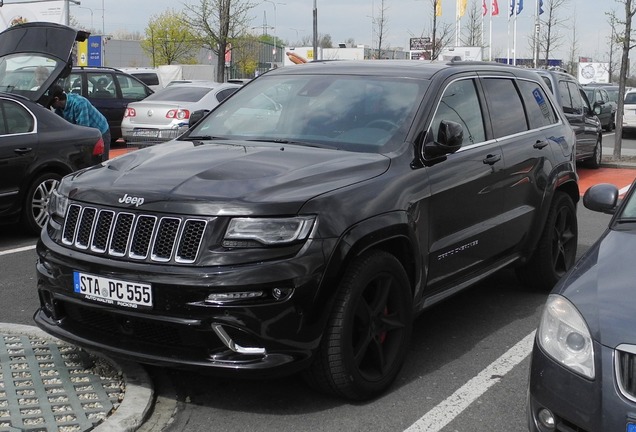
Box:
[186, 73, 426, 153]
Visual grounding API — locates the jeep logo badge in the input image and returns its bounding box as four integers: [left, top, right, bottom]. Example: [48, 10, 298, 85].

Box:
[118, 193, 144, 207]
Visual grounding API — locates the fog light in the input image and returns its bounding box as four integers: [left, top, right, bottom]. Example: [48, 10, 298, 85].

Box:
[538, 408, 555, 430]
[205, 291, 264, 304]
[272, 287, 292, 300]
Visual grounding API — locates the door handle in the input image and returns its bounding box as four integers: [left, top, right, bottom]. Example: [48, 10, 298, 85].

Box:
[483, 154, 501, 165]
[533, 140, 549, 149]
[14, 148, 33, 155]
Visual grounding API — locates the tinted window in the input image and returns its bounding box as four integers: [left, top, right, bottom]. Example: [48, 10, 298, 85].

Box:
[132, 73, 159, 86]
[0, 100, 33, 134]
[482, 78, 527, 137]
[216, 88, 238, 103]
[626, 92, 636, 104]
[87, 72, 114, 98]
[429, 79, 485, 146]
[518, 81, 558, 129]
[558, 80, 574, 113]
[146, 86, 213, 102]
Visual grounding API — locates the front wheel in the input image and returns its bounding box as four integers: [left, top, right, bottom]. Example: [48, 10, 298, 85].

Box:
[516, 191, 578, 291]
[21, 172, 61, 235]
[303, 250, 413, 401]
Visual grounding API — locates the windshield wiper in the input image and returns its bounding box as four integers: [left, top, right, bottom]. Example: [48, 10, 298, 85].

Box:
[183, 135, 227, 141]
[245, 138, 338, 149]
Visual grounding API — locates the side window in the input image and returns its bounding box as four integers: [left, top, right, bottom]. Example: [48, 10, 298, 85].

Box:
[116, 74, 150, 100]
[429, 79, 486, 146]
[601, 89, 609, 103]
[216, 88, 238, 103]
[558, 80, 574, 114]
[87, 72, 114, 98]
[482, 78, 528, 138]
[0, 100, 34, 134]
[58, 72, 83, 95]
[518, 81, 558, 129]
[568, 82, 584, 115]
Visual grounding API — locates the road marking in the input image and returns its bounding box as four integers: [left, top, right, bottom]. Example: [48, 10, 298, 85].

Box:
[404, 330, 536, 432]
[0, 245, 36, 256]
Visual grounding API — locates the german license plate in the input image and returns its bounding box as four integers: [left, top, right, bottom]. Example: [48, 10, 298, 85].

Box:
[132, 129, 159, 137]
[73, 271, 152, 309]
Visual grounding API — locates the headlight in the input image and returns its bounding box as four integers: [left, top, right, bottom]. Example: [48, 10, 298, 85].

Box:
[223, 216, 315, 247]
[538, 294, 595, 379]
[49, 187, 69, 219]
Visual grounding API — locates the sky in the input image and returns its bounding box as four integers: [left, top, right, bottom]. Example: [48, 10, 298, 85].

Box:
[70, 0, 612, 62]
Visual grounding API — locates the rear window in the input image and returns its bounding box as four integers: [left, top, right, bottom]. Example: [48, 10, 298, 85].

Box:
[626, 92, 636, 104]
[145, 86, 213, 102]
[132, 73, 159, 86]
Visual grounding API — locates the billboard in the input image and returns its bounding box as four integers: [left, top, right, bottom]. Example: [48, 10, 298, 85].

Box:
[578, 62, 610, 84]
[0, 0, 67, 32]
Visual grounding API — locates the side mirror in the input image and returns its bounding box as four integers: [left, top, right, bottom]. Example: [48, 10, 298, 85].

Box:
[189, 109, 210, 128]
[583, 183, 619, 214]
[423, 120, 463, 161]
[594, 105, 602, 115]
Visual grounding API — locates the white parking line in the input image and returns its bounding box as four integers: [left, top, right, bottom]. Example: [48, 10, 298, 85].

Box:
[404, 331, 536, 432]
[0, 245, 36, 256]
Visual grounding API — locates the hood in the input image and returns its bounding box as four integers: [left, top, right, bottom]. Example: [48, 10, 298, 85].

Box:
[66, 140, 391, 216]
[0, 22, 88, 102]
[555, 228, 636, 349]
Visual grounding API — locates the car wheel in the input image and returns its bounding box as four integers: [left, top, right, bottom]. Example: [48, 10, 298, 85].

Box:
[21, 172, 61, 235]
[586, 136, 602, 169]
[303, 250, 413, 401]
[516, 191, 578, 291]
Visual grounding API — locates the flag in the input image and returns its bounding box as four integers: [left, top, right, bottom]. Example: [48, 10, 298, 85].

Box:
[459, 0, 468, 17]
[509, 0, 523, 16]
[482, 0, 488, 16]
[539, 0, 544, 14]
[435, 0, 442, 16]
[492, 0, 499, 15]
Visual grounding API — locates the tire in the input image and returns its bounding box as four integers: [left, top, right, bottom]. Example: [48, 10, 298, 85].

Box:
[21, 172, 61, 235]
[585, 136, 602, 169]
[303, 250, 413, 401]
[516, 191, 578, 291]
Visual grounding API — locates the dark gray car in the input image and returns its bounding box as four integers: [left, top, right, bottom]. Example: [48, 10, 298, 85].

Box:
[528, 179, 636, 432]
[535, 69, 603, 168]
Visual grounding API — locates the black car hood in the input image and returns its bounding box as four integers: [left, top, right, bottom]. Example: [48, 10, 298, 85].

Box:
[554, 227, 636, 348]
[0, 22, 88, 101]
[67, 140, 391, 215]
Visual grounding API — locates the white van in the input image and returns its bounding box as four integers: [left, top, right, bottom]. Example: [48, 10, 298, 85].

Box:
[117, 67, 164, 91]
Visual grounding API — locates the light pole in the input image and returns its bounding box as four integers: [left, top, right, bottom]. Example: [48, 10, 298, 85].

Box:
[76, 6, 94, 28]
[263, 1, 285, 65]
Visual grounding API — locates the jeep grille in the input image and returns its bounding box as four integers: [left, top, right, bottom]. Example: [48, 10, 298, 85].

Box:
[61, 204, 208, 264]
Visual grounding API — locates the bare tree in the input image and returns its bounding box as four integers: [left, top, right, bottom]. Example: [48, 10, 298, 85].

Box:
[184, 0, 256, 82]
[606, 10, 621, 81]
[461, 0, 483, 47]
[538, 0, 569, 67]
[372, 0, 390, 59]
[564, 14, 578, 75]
[613, 0, 636, 159]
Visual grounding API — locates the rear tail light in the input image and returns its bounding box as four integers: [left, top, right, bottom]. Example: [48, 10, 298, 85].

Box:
[93, 137, 104, 157]
[166, 109, 190, 120]
[124, 108, 136, 118]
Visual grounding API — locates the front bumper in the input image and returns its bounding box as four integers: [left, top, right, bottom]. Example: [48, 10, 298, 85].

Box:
[34, 232, 332, 378]
[527, 338, 636, 432]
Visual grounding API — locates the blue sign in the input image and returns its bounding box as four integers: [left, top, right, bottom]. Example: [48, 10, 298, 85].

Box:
[88, 35, 102, 67]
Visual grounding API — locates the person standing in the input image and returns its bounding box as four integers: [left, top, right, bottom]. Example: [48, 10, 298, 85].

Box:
[48, 85, 111, 160]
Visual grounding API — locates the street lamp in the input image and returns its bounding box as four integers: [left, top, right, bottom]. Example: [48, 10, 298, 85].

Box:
[263, 0, 285, 63]
[76, 6, 94, 28]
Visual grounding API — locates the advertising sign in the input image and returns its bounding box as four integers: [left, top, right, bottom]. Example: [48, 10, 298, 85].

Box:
[0, 0, 66, 32]
[87, 35, 102, 67]
[578, 62, 610, 84]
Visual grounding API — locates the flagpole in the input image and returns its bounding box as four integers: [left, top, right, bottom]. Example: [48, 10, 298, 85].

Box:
[489, 1, 493, 61]
[534, 0, 540, 67]
[513, 0, 518, 66]
[506, 0, 511, 64]
[456, 0, 460, 46]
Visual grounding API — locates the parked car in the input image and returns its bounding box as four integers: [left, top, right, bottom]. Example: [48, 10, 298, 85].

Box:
[117, 67, 164, 91]
[121, 81, 240, 146]
[527, 179, 636, 432]
[35, 60, 579, 401]
[0, 23, 105, 234]
[623, 89, 636, 136]
[582, 85, 617, 131]
[535, 69, 603, 168]
[56, 66, 154, 144]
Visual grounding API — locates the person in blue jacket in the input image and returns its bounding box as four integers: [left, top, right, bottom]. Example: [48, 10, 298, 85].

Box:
[49, 85, 111, 160]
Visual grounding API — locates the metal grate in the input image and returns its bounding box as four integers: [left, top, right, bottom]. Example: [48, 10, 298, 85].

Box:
[61, 203, 208, 264]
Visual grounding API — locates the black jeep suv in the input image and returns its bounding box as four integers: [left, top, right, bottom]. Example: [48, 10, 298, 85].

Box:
[35, 60, 579, 400]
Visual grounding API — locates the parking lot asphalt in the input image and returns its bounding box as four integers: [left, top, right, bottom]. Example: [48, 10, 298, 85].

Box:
[0, 323, 153, 432]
